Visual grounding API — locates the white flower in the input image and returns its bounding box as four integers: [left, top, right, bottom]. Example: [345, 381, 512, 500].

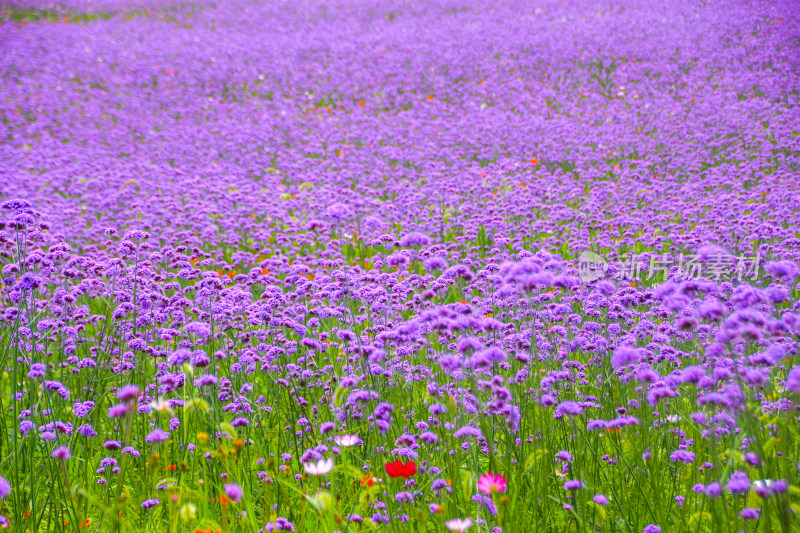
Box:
[305, 490, 332, 511]
[148, 397, 174, 416]
[445, 517, 473, 531]
[303, 458, 334, 476]
[334, 434, 360, 447]
[178, 503, 196, 522]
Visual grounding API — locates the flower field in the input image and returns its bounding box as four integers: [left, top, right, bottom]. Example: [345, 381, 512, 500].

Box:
[1, 0, 800, 531]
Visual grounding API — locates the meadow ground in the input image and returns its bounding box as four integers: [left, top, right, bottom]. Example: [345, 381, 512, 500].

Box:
[1, 0, 800, 531]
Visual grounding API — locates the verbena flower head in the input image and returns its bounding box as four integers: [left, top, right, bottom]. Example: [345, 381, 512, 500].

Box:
[223, 483, 243, 503]
[145, 429, 170, 445]
[52, 446, 71, 460]
[117, 385, 139, 402]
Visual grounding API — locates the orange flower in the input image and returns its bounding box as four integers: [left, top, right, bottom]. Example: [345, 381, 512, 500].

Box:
[360, 474, 375, 487]
[530, 158, 539, 164]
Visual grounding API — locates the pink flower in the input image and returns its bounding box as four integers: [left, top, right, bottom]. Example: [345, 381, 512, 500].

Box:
[478, 472, 507, 495]
[51, 446, 71, 461]
[445, 517, 473, 531]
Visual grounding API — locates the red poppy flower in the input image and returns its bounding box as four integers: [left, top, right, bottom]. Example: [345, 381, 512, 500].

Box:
[384, 460, 416, 478]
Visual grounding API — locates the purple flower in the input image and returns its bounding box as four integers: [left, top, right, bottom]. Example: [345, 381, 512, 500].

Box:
[108, 403, 129, 418]
[195, 374, 218, 387]
[399, 232, 431, 247]
[453, 425, 482, 439]
[419, 431, 438, 444]
[611, 346, 639, 369]
[141, 499, 160, 509]
[726, 471, 750, 494]
[73, 401, 95, 418]
[117, 385, 140, 402]
[555, 450, 573, 463]
[145, 428, 170, 444]
[741, 508, 760, 520]
[52, 446, 71, 460]
[704, 483, 722, 498]
[1, 198, 31, 210]
[539, 394, 556, 407]
[78, 424, 97, 438]
[224, 483, 243, 503]
[184, 321, 212, 338]
[669, 450, 695, 464]
[555, 401, 583, 416]
[764, 260, 799, 279]
[15, 273, 41, 291]
[27, 363, 46, 379]
[785, 367, 800, 393]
